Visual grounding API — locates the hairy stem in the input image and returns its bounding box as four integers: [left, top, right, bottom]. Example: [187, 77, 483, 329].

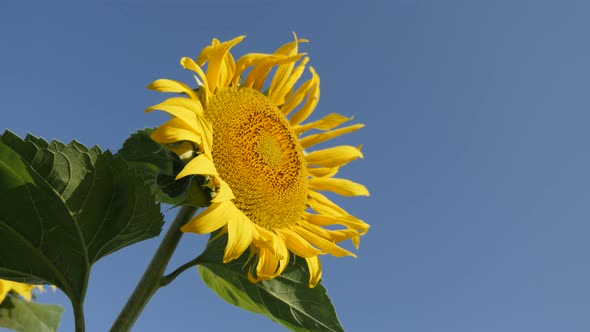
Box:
[110, 205, 197, 332]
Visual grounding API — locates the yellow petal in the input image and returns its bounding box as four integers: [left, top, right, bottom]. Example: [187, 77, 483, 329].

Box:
[204, 36, 245, 92]
[280, 77, 314, 116]
[0, 280, 35, 302]
[245, 54, 304, 91]
[307, 190, 348, 216]
[166, 141, 196, 161]
[196, 38, 218, 66]
[299, 124, 365, 149]
[268, 34, 308, 105]
[307, 166, 339, 178]
[304, 212, 370, 234]
[180, 57, 210, 106]
[250, 247, 284, 281]
[308, 177, 369, 197]
[224, 209, 255, 262]
[269, 57, 310, 106]
[306, 145, 363, 168]
[352, 236, 360, 249]
[193, 114, 214, 156]
[176, 154, 218, 179]
[147, 79, 199, 101]
[294, 113, 352, 135]
[146, 99, 212, 150]
[219, 51, 237, 89]
[305, 256, 322, 288]
[146, 96, 203, 118]
[180, 201, 232, 234]
[232, 53, 273, 85]
[11, 282, 34, 301]
[253, 225, 289, 260]
[275, 228, 321, 258]
[211, 177, 235, 202]
[299, 222, 360, 242]
[151, 118, 201, 144]
[273, 33, 308, 56]
[289, 66, 320, 126]
[293, 226, 356, 258]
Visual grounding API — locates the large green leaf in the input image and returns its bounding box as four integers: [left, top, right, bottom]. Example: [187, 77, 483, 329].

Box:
[198, 234, 345, 332]
[0, 296, 63, 332]
[0, 131, 164, 304]
[117, 128, 188, 205]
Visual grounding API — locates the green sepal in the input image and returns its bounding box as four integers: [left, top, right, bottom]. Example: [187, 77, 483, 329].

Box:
[183, 176, 211, 208]
[198, 234, 345, 332]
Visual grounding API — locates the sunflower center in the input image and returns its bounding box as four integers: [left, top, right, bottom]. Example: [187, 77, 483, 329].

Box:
[205, 87, 308, 230]
[256, 134, 283, 169]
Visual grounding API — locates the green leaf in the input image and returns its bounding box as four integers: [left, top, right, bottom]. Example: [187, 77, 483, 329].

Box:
[0, 131, 164, 304]
[117, 128, 188, 205]
[198, 234, 345, 332]
[0, 296, 63, 332]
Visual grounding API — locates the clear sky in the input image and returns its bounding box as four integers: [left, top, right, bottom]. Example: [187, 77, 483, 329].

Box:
[2, 1, 590, 331]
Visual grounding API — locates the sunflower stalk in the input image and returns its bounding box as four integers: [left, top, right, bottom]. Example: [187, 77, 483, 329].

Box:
[110, 205, 198, 332]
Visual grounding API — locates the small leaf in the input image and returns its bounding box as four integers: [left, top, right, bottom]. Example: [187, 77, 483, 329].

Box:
[0, 131, 164, 304]
[117, 128, 188, 205]
[198, 234, 345, 332]
[0, 296, 63, 332]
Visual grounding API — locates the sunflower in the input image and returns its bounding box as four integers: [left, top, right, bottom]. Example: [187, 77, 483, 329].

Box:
[147, 35, 369, 287]
[0, 279, 38, 303]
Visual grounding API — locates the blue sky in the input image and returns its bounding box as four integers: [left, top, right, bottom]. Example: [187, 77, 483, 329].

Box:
[2, 1, 590, 331]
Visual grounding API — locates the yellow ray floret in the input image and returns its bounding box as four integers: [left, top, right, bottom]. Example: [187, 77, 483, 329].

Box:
[147, 35, 369, 287]
[0, 279, 41, 303]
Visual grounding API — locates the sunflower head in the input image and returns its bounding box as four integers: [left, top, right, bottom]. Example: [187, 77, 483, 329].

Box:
[147, 34, 369, 287]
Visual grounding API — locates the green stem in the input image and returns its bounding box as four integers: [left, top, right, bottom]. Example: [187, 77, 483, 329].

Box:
[73, 299, 85, 332]
[110, 205, 197, 332]
[160, 255, 203, 287]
